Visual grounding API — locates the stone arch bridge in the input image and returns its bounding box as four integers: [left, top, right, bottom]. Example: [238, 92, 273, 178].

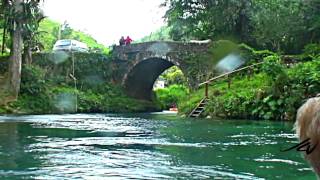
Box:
[112, 41, 212, 100]
[28, 41, 215, 101]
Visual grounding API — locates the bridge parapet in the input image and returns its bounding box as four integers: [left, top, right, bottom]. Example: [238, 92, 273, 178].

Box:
[113, 41, 211, 61]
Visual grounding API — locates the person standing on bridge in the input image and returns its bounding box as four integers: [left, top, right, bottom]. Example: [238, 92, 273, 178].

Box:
[125, 36, 133, 45]
[119, 36, 125, 46]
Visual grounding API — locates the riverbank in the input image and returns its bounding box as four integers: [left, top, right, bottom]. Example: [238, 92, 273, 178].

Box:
[0, 64, 158, 114]
[177, 45, 320, 121]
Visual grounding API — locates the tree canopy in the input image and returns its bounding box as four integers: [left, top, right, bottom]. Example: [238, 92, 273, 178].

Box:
[163, 0, 320, 53]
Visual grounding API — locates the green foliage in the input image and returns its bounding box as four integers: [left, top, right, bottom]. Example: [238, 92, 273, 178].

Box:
[155, 84, 189, 109]
[38, 19, 61, 51]
[303, 43, 320, 59]
[262, 55, 289, 95]
[238, 43, 276, 64]
[11, 94, 54, 114]
[203, 74, 269, 119]
[160, 66, 186, 86]
[206, 88, 256, 119]
[60, 22, 73, 39]
[20, 0, 45, 51]
[288, 59, 320, 97]
[11, 65, 54, 114]
[164, 0, 252, 41]
[250, 57, 320, 120]
[0, 106, 6, 114]
[177, 91, 203, 117]
[136, 26, 172, 43]
[180, 52, 320, 121]
[163, 0, 320, 53]
[0, 0, 44, 54]
[250, 0, 303, 52]
[20, 65, 47, 95]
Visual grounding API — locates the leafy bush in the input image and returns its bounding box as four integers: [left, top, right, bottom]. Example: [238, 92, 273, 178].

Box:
[11, 94, 54, 114]
[155, 84, 189, 109]
[10, 65, 55, 114]
[207, 90, 255, 119]
[238, 43, 276, 65]
[160, 66, 187, 86]
[204, 74, 269, 119]
[262, 55, 289, 95]
[303, 43, 320, 59]
[288, 59, 320, 97]
[20, 65, 48, 95]
[255, 58, 320, 120]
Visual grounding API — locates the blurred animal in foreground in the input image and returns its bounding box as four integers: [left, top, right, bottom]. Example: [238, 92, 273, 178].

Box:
[295, 96, 320, 178]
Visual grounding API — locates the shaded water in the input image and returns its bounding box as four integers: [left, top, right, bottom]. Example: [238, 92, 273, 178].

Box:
[0, 113, 315, 179]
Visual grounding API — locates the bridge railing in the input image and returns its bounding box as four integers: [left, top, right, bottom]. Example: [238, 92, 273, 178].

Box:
[199, 62, 265, 97]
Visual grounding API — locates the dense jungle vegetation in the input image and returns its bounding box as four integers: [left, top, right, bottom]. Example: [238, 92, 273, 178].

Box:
[162, 0, 319, 54]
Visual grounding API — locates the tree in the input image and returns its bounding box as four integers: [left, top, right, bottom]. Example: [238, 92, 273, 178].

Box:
[301, 0, 320, 44]
[1, 0, 43, 101]
[21, 0, 45, 65]
[251, 0, 301, 52]
[160, 66, 186, 86]
[0, 0, 9, 54]
[7, 0, 24, 101]
[250, 0, 320, 53]
[163, 0, 253, 41]
[60, 21, 73, 39]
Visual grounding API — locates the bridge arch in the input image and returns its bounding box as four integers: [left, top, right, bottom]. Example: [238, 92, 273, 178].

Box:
[122, 57, 183, 100]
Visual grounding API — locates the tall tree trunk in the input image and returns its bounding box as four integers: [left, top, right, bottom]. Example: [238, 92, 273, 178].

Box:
[7, 0, 23, 100]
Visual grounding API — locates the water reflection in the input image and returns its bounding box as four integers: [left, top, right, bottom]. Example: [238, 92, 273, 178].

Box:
[0, 122, 46, 179]
[0, 123, 21, 169]
[0, 114, 316, 179]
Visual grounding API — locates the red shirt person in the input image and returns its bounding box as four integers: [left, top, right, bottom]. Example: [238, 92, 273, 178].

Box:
[125, 36, 133, 45]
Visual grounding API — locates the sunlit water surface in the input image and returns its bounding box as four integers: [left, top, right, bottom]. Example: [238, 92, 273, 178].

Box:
[0, 113, 315, 179]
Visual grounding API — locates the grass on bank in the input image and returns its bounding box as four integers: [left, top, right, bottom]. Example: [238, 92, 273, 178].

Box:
[178, 73, 269, 117]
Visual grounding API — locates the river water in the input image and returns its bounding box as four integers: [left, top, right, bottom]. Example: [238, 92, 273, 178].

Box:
[0, 113, 315, 179]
